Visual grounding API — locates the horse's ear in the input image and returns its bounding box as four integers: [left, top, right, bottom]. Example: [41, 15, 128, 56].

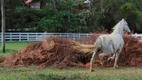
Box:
[121, 18, 126, 23]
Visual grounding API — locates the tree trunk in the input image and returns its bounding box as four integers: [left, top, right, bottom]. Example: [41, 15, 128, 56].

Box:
[100, 0, 104, 12]
[52, 0, 57, 10]
[1, 0, 6, 53]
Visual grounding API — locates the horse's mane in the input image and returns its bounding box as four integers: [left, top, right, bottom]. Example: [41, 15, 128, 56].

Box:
[112, 22, 121, 30]
[112, 19, 125, 31]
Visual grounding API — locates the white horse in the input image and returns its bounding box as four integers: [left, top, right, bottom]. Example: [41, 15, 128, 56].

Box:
[90, 19, 131, 72]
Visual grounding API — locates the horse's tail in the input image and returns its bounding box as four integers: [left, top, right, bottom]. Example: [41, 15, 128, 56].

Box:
[94, 36, 103, 48]
[72, 40, 95, 49]
[79, 44, 95, 48]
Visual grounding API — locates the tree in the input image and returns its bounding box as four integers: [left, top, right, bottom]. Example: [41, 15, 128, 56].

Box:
[1, 0, 6, 53]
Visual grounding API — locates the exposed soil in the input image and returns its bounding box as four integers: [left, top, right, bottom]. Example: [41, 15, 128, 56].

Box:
[0, 34, 142, 69]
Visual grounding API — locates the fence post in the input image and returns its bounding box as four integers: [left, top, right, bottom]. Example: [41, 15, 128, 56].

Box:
[79, 33, 80, 39]
[35, 33, 37, 41]
[73, 33, 75, 40]
[27, 33, 29, 41]
[140, 34, 142, 41]
[10, 33, 12, 41]
[19, 32, 21, 41]
[59, 33, 61, 38]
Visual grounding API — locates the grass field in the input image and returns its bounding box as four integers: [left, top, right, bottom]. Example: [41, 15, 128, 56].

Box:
[0, 42, 142, 80]
[0, 42, 30, 55]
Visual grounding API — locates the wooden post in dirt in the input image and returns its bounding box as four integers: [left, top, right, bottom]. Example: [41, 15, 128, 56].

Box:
[1, 0, 6, 53]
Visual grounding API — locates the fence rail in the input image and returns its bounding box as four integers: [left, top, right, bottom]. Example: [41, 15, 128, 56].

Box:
[0, 32, 142, 42]
[0, 32, 89, 42]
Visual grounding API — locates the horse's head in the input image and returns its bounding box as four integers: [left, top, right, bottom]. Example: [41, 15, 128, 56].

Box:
[121, 19, 131, 34]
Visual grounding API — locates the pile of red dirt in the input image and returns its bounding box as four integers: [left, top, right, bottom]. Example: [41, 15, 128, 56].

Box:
[84, 34, 142, 68]
[0, 37, 92, 69]
[0, 34, 142, 69]
[119, 35, 142, 67]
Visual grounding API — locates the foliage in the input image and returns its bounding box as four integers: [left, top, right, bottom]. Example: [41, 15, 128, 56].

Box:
[4, 0, 142, 32]
[37, 11, 78, 32]
[120, 0, 142, 32]
[135, 11, 142, 32]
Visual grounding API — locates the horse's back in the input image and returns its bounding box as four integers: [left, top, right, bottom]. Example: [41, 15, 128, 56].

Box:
[95, 34, 124, 53]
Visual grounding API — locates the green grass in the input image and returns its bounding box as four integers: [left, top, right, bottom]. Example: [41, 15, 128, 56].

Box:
[0, 42, 30, 55]
[0, 42, 142, 80]
[0, 67, 142, 80]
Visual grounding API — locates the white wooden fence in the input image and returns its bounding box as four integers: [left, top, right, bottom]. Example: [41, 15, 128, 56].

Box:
[0, 32, 142, 42]
[0, 32, 89, 42]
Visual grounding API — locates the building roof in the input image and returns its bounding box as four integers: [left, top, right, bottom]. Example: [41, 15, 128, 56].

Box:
[25, 0, 33, 4]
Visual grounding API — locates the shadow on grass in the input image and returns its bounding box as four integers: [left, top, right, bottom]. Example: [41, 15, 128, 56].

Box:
[28, 73, 89, 80]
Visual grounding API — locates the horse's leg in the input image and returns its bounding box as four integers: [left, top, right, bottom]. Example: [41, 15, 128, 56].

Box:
[108, 54, 115, 61]
[114, 53, 120, 68]
[90, 48, 98, 72]
[99, 52, 109, 66]
[113, 44, 123, 68]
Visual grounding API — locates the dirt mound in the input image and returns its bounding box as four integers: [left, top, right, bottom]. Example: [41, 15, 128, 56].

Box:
[0, 34, 142, 69]
[1, 37, 92, 69]
[119, 35, 142, 67]
[0, 56, 5, 63]
[85, 34, 142, 68]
